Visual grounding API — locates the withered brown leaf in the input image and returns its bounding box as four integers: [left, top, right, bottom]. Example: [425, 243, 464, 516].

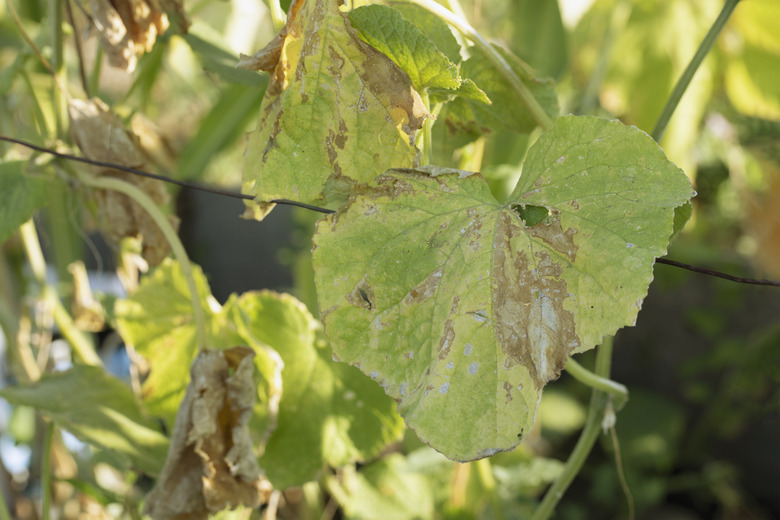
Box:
[89, 0, 188, 72]
[144, 347, 271, 520]
[69, 97, 176, 266]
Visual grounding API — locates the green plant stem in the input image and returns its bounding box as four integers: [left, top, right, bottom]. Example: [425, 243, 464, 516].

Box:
[40, 421, 54, 520]
[75, 172, 208, 351]
[565, 356, 628, 409]
[531, 337, 615, 520]
[49, 0, 66, 136]
[409, 0, 553, 132]
[420, 90, 432, 165]
[19, 220, 102, 366]
[266, 0, 287, 31]
[651, 0, 741, 141]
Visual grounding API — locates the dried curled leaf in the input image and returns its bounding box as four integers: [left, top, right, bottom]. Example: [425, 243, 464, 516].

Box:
[89, 0, 188, 72]
[144, 347, 272, 520]
[69, 98, 176, 266]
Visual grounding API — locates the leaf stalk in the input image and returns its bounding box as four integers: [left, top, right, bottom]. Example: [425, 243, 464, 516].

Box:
[266, 0, 287, 32]
[531, 337, 616, 520]
[74, 172, 209, 351]
[564, 356, 627, 409]
[19, 220, 102, 367]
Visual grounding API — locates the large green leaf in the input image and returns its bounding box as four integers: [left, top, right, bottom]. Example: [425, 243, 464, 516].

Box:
[349, 5, 460, 92]
[0, 366, 169, 475]
[242, 0, 428, 210]
[443, 44, 558, 143]
[313, 115, 694, 460]
[236, 291, 404, 489]
[0, 160, 47, 243]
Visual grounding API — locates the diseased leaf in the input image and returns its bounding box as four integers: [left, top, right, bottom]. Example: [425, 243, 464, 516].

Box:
[443, 44, 558, 142]
[313, 115, 694, 461]
[349, 5, 460, 92]
[0, 160, 47, 244]
[0, 366, 169, 475]
[144, 347, 272, 520]
[237, 291, 405, 489]
[241, 0, 430, 213]
[69, 97, 177, 266]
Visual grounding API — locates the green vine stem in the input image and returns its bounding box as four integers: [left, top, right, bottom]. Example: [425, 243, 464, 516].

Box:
[565, 356, 628, 409]
[266, 0, 287, 32]
[419, 89, 433, 165]
[531, 337, 616, 520]
[74, 172, 209, 351]
[49, 0, 66, 136]
[651, 0, 741, 141]
[19, 220, 102, 367]
[409, 0, 554, 132]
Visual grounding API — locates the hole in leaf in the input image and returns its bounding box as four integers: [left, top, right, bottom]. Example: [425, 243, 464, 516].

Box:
[511, 204, 549, 227]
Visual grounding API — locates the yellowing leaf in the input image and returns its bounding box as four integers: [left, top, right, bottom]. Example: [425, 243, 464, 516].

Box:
[241, 0, 430, 212]
[313, 116, 694, 461]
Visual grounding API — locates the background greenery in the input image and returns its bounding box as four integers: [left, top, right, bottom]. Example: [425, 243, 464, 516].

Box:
[0, 0, 778, 518]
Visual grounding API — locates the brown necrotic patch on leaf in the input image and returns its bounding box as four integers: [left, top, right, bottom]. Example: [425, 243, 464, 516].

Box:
[69, 98, 176, 266]
[403, 267, 443, 306]
[144, 347, 271, 520]
[346, 277, 375, 311]
[493, 212, 579, 389]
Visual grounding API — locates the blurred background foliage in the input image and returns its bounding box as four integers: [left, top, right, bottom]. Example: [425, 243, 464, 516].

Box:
[0, 0, 779, 518]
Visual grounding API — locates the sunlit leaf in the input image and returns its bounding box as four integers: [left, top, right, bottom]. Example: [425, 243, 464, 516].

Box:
[349, 4, 460, 92]
[237, 291, 404, 489]
[0, 366, 169, 475]
[313, 115, 694, 460]
[241, 0, 429, 212]
[385, 1, 463, 64]
[115, 259, 217, 426]
[116, 261, 403, 487]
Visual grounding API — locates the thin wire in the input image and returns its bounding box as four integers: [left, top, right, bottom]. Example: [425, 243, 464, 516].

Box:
[656, 258, 780, 287]
[0, 134, 335, 214]
[4, 134, 780, 288]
